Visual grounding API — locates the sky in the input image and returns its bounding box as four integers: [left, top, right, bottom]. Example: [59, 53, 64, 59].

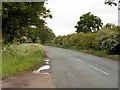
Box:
[46, 0, 118, 36]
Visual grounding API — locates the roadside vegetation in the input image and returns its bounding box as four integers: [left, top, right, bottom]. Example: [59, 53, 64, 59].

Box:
[2, 2, 55, 44]
[2, 43, 44, 77]
[52, 26, 120, 60]
[1, 1, 119, 78]
[2, 2, 55, 78]
[52, 12, 120, 60]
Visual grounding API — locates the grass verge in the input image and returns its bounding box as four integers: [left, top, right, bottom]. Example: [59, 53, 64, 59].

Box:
[79, 49, 119, 60]
[52, 45, 119, 60]
[2, 43, 44, 77]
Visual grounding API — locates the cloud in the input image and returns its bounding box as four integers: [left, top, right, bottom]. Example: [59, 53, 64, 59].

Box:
[46, 0, 118, 36]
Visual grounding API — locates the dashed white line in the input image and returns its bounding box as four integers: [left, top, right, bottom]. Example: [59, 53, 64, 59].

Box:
[75, 58, 109, 75]
[88, 64, 109, 75]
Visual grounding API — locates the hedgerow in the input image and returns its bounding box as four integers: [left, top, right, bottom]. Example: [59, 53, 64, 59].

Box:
[93, 27, 120, 54]
[53, 26, 120, 54]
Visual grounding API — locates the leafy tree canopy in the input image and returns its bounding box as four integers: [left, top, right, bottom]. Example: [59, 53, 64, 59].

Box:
[2, 2, 52, 44]
[103, 23, 116, 29]
[104, 0, 118, 6]
[38, 26, 56, 44]
[75, 12, 103, 33]
[0, 2, 1, 14]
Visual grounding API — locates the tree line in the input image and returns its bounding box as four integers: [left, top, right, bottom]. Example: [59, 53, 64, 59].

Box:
[2, 2, 55, 44]
[2, 0, 119, 47]
[53, 26, 120, 54]
[52, 12, 120, 54]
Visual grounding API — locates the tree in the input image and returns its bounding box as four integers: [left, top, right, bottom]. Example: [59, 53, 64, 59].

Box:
[104, 0, 120, 26]
[2, 2, 52, 44]
[38, 26, 56, 44]
[103, 23, 116, 29]
[105, 0, 118, 6]
[0, 2, 1, 14]
[75, 12, 103, 33]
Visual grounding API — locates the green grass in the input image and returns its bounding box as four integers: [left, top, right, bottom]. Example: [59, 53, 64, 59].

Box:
[53, 45, 119, 60]
[79, 49, 119, 60]
[2, 43, 44, 77]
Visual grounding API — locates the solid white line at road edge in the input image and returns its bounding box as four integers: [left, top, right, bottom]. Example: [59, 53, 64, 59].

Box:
[88, 64, 109, 75]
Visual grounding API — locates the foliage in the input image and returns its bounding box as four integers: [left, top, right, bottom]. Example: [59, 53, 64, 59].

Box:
[38, 26, 56, 44]
[78, 32, 97, 49]
[75, 12, 103, 33]
[53, 26, 120, 54]
[93, 26, 120, 54]
[103, 23, 116, 29]
[105, 0, 117, 6]
[9, 27, 38, 43]
[53, 36, 64, 46]
[53, 32, 97, 49]
[2, 2, 52, 44]
[2, 43, 44, 77]
[3, 43, 44, 56]
[0, 2, 1, 14]
[80, 49, 119, 60]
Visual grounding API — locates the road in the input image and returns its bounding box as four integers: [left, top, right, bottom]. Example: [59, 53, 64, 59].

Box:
[2, 72, 54, 88]
[2, 58, 55, 88]
[44, 46, 118, 88]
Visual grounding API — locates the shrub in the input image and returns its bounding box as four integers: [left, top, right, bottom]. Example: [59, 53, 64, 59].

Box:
[93, 27, 120, 54]
[2, 43, 44, 77]
[53, 26, 120, 54]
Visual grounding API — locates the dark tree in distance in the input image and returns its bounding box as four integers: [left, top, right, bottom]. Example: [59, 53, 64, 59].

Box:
[38, 26, 56, 44]
[75, 12, 103, 33]
[103, 23, 116, 29]
[105, 0, 118, 6]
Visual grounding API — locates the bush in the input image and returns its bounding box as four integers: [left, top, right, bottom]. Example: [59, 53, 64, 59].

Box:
[53, 32, 97, 49]
[2, 43, 44, 77]
[78, 32, 97, 49]
[53, 26, 120, 54]
[93, 27, 120, 54]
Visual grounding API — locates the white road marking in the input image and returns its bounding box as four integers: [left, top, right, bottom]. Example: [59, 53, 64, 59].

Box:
[32, 65, 50, 74]
[37, 65, 50, 72]
[32, 71, 50, 75]
[75, 58, 82, 62]
[45, 61, 49, 64]
[88, 64, 109, 75]
[75, 58, 109, 75]
[40, 72, 49, 75]
[44, 59, 50, 62]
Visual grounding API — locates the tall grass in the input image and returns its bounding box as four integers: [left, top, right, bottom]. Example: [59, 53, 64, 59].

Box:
[2, 43, 44, 77]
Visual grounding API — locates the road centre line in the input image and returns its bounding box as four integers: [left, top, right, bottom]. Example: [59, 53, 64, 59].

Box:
[88, 64, 109, 75]
[75, 58, 109, 75]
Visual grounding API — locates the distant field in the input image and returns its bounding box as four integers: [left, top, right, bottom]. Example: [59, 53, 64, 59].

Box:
[2, 43, 44, 77]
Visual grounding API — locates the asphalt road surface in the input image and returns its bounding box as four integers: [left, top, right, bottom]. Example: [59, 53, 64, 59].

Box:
[44, 46, 118, 88]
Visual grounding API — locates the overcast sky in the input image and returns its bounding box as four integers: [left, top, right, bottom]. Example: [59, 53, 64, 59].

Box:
[46, 0, 118, 36]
